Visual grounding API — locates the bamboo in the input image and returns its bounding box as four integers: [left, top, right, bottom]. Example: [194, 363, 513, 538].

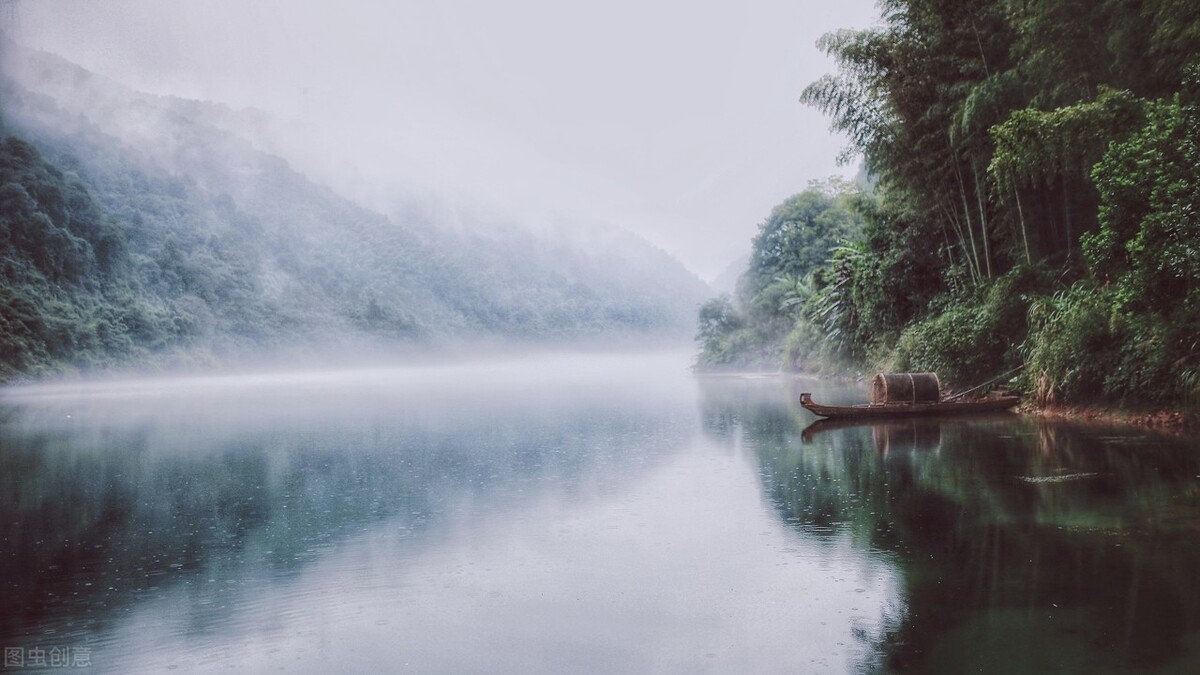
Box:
[1013, 184, 1032, 264]
[953, 163, 984, 281]
[972, 161, 993, 279]
[939, 198, 979, 283]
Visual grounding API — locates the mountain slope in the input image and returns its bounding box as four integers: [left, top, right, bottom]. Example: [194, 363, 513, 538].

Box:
[0, 38, 708, 377]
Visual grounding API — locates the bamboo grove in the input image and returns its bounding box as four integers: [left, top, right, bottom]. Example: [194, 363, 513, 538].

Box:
[699, 0, 1200, 408]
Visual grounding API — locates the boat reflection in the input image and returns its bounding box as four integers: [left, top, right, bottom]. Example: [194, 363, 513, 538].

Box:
[801, 417, 943, 455]
[697, 375, 1200, 672]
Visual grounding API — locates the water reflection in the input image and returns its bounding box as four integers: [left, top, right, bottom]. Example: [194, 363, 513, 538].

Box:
[1, 353, 701, 668]
[6, 361, 1200, 673]
[699, 374, 1200, 673]
[3, 354, 900, 674]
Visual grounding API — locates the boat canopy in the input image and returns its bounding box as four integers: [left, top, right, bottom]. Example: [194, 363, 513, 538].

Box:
[870, 372, 941, 404]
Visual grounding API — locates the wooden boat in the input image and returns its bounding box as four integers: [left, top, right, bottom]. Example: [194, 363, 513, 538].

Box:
[799, 392, 1021, 419]
[799, 372, 1019, 419]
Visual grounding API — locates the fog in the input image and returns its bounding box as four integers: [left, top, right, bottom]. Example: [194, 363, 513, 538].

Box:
[0, 349, 698, 435]
[0, 349, 905, 673]
[7, 0, 878, 281]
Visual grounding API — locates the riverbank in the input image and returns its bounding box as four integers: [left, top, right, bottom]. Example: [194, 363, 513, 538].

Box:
[1023, 403, 1198, 434]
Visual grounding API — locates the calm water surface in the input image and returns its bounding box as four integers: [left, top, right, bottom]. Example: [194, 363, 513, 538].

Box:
[2, 351, 1199, 673]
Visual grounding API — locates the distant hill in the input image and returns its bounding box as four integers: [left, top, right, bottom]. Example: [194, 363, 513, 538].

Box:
[0, 37, 708, 378]
[709, 253, 749, 297]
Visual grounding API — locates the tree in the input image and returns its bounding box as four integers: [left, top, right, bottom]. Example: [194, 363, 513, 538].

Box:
[694, 183, 869, 370]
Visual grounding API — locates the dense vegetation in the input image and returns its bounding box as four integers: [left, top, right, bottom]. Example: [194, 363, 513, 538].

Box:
[695, 181, 868, 370]
[0, 136, 185, 378]
[700, 0, 1200, 409]
[0, 40, 707, 379]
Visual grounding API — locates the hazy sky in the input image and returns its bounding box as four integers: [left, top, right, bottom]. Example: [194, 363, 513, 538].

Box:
[9, 0, 878, 280]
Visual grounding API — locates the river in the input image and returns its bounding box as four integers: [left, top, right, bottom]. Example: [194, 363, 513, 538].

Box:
[2, 350, 1199, 673]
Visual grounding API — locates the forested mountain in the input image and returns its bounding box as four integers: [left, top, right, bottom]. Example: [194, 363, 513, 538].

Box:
[701, 0, 1200, 408]
[0, 38, 708, 379]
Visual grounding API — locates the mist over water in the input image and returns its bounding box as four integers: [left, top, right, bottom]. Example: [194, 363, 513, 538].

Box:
[1, 352, 896, 673]
[4, 4, 1200, 672]
[4, 352, 1200, 673]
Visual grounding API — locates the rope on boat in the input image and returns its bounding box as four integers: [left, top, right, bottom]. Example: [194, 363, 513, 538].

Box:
[942, 364, 1026, 401]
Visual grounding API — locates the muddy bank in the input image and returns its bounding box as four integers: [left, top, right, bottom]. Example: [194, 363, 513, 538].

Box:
[1023, 403, 1198, 433]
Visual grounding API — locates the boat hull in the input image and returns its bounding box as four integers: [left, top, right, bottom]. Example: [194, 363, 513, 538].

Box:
[799, 392, 1020, 419]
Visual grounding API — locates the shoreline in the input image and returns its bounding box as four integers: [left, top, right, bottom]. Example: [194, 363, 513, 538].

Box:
[1021, 402, 1198, 434]
[674, 363, 1200, 434]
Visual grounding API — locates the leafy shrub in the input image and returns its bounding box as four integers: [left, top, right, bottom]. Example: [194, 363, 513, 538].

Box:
[1023, 283, 1122, 405]
[894, 266, 1048, 389]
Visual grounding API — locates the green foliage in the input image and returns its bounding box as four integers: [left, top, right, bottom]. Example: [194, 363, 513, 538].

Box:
[990, 88, 1144, 190]
[778, 245, 866, 373]
[844, 196, 949, 348]
[694, 295, 758, 369]
[695, 183, 869, 371]
[804, 0, 1200, 276]
[809, 243, 863, 359]
[1025, 89, 1200, 407]
[1024, 283, 1123, 404]
[1086, 92, 1200, 294]
[986, 88, 1146, 264]
[792, 0, 1200, 408]
[803, 0, 1019, 281]
[0, 137, 187, 378]
[742, 184, 862, 304]
[896, 266, 1049, 388]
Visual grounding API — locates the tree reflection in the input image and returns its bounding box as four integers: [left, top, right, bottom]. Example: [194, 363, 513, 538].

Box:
[700, 377, 1200, 672]
[0, 383, 686, 648]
